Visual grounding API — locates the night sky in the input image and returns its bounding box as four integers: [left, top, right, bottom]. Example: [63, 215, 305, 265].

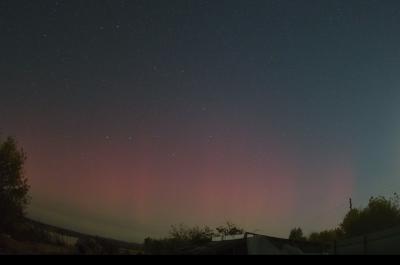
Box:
[2, 0, 400, 242]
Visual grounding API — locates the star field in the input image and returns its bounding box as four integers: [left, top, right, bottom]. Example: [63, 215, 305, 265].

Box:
[1, 0, 400, 242]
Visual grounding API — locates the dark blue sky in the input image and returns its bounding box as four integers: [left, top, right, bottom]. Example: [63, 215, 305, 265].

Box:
[1, 0, 400, 241]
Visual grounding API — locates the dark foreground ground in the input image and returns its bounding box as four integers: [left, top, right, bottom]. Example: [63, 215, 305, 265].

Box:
[0, 234, 74, 255]
[0, 219, 143, 255]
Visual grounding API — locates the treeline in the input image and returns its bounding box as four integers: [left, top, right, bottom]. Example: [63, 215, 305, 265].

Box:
[290, 194, 400, 243]
[144, 222, 244, 255]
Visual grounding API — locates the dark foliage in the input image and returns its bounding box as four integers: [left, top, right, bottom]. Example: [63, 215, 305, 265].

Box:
[144, 222, 244, 255]
[289, 227, 307, 242]
[0, 136, 30, 229]
[293, 194, 400, 244]
[341, 195, 400, 237]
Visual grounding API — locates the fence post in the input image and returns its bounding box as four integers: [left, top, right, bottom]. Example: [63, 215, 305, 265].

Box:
[333, 240, 337, 255]
[363, 236, 368, 255]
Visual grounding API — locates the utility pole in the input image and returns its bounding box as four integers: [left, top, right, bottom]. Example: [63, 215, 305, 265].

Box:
[349, 198, 353, 211]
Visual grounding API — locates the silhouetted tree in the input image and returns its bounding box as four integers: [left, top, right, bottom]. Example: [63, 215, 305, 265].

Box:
[216, 222, 244, 237]
[296, 194, 400, 244]
[308, 228, 344, 243]
[144, 222, 244, 254]
[169, 224, 215, 244]
[144, 224, 215, 255]
[0, 136, 30, 228]
[289, 227, 307, 242]
[341, 194, 400, 237]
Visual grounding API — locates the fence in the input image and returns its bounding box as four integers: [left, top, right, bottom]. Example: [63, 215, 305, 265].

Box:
[331, 226, 400, 255]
